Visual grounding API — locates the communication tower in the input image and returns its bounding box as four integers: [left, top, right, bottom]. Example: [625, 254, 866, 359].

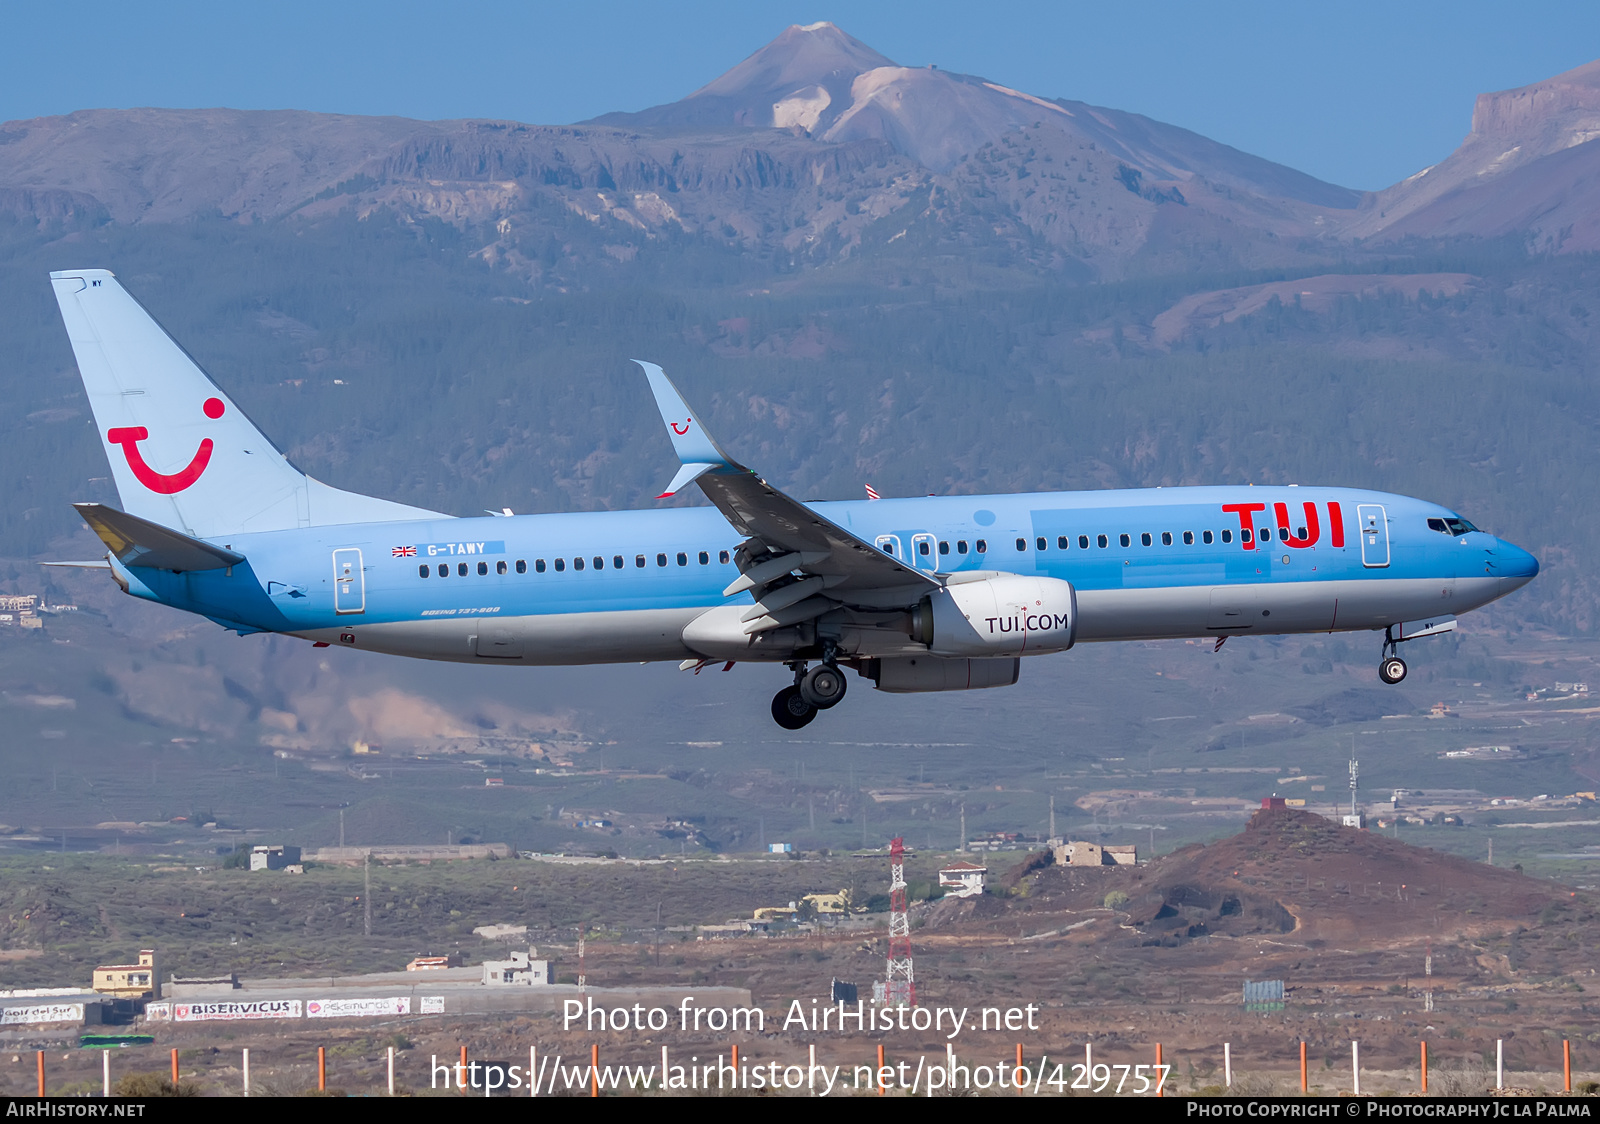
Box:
[1349, 757, 1359, 816]
[885, 837, 916, 1007]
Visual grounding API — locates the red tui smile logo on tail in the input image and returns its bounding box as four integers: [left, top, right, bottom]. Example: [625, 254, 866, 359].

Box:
[106, 397, 224, 494]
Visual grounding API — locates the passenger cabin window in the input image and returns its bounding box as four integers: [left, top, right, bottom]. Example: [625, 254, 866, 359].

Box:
[593, 556, 603, 569]
[1141, 533, 1152, 546]
[1016, 538, 1026, 551]
[478, 562, 488, 576]
[957, 540, 968, 554]
[976, 540, 987, 553]
[636, 555, 646, 568]
[574, 557, 585, 571]
[614, 555, 624, 569]
[1162, 532, 1173, 546]
[698, 551, 709, 565]
[555, 559, 565, 572]
[1097, 535, 1108, 548]
[497, 560, 507, 575]
[1241, 529, 1252, 544]
[1182, 531, 1193, 545]
[533, 559, 544, 572]
[1037, 537, 1047, 551]
[657, 553, 667, 567]
[920, 541, 931, 556]
[676, 552, 687, 566]
[1057, 536, 1069, 550]
[438, 564, 449, 577]
[1278, 527, 1289, 543]
[1202, 530, 1213, 544]
[517, 560, 528, 574]
[1079, 535, 1089, 549]
[418, 564, 429, 578]
[1119, 534, 1131, 548]
[457, 562, 467, 576]
[1221, 530, 1232, 544]
[719, 550, 730, 564]
[939, 541, 950, 555]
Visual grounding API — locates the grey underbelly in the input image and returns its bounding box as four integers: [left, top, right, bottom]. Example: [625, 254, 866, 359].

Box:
[299, 607, 703, 664]
[1075, 577, 1489, 641]
[296, 576, 1499, 663]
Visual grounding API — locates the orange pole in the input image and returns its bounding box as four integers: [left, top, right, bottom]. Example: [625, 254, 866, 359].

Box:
[460, 1045, 468, 1096]
[36, 1051, 44, 1097]
[170, 1048, 179, 1086]
[591, 1043, 599, 1098]
[1017, 1043, 1025, 1096]
[1421, 1041, 1428, 1093]
[877, 1044, 885, 1095]
[1156, 1042, 1164, 1098]
[318, 1046, 326, 1092]
[1565, 1040, 1571, 1093]
[732, 1044, 739, 1069]
[1300, 1041, 1308, 1094]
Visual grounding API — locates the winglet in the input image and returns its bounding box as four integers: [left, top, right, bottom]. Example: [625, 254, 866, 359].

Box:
[636, 361, 739, 472]
[658, 462, 719, 499]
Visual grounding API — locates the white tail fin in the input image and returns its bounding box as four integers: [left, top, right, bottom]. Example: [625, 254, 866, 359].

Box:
[50, 269, 444, 537]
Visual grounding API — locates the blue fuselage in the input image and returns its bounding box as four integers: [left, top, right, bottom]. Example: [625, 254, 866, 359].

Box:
[113, 485, 1537, 667]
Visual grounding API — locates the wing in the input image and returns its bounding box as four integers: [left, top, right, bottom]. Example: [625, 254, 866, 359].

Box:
[637, 361, 937, 634]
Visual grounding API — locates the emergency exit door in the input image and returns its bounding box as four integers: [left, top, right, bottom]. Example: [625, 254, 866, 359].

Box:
[333, 548, 365, 613]
[1356, 505, 1389, 568]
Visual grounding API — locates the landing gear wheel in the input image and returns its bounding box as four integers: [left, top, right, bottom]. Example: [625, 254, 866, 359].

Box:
[800, 664, 848, 709]
[1379, 656, 1408, 684]
[771, 686, 817, 729]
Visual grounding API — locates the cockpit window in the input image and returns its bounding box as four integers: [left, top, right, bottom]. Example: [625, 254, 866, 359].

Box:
[1429, 516, 1480, 536]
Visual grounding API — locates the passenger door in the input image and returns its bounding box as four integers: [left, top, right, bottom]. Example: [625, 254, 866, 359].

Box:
[332, 548, 365, 614]
[1357, 505, 1390, 568]
[911, 532, 939, 572]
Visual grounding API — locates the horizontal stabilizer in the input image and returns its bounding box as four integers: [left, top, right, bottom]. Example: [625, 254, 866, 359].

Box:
[39, 560, 112, 569]
[73, 503, 244, 572]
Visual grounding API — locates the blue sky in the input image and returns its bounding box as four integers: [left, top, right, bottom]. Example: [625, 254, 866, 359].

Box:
[2, 0, 1596, 190]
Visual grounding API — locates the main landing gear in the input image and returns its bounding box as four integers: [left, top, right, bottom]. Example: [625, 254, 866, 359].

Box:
[770, 658, 849, 729]
[1378, 627, 1408, 684]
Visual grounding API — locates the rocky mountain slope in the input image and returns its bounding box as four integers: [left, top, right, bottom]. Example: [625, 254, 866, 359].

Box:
[1347, 60, 1600, 253]
[6, 24, 1598, 276]
[0, 23, 1366, 281]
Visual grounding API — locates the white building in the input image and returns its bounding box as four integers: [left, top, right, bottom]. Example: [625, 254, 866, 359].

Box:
[482, 949, 550, 986]
[249, 844, 301, 871]
[939, 861, 987, 898]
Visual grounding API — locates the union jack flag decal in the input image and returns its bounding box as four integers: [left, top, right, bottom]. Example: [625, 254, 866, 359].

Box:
[392, 545, 417, 557]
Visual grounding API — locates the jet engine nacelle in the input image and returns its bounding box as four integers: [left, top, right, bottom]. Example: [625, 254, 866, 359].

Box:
[913, 574, 1077, 657]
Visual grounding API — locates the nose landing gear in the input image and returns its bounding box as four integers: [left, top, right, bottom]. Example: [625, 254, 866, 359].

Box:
[771, 656, 849, 729]
[1378, 627, 1408, 684]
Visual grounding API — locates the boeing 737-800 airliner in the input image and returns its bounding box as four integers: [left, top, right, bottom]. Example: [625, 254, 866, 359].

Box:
[46, 270, 1539, 728]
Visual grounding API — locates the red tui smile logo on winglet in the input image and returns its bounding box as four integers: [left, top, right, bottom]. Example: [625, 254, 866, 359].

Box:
[106, 397, 224, 494]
